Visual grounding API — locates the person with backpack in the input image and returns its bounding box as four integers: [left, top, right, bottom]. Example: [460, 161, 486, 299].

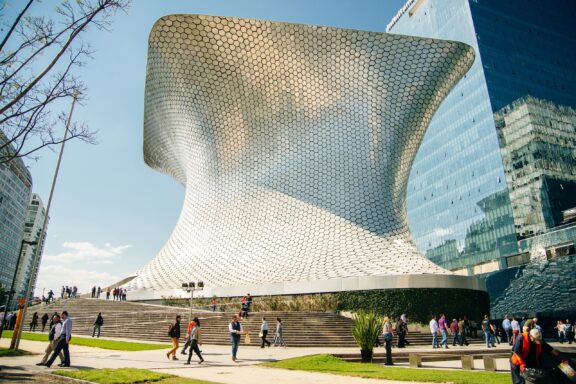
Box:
[92, 313, 104, 338]
[166, 315, 181, 360]
[36, 314, 64, 366]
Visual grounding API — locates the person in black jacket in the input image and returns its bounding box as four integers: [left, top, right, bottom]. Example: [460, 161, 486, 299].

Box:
[92, 313, 104, 338]
[166, 315, 181, 361]
[41, 313, 49, 332]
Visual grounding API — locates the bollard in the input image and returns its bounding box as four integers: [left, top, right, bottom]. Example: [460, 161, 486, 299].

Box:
[409, 354, 422, 368]
[483, 355, 497, 371]
[461, 355, 475, 370]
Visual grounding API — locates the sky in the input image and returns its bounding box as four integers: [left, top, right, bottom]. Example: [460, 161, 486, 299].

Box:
[12, 0, 407, 296]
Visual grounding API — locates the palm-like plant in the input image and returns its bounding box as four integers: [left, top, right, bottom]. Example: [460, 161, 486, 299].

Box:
[352, 311, 382, 363]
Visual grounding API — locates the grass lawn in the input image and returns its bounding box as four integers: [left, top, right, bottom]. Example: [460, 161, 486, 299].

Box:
[2, 331, 170, 351]
[263, 354, 511, 384]
[0, 346, 29, 357]
[54, 368, 220, 384]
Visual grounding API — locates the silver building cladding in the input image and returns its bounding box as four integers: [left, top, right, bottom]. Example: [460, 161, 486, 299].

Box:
[129, 14, 483, 299]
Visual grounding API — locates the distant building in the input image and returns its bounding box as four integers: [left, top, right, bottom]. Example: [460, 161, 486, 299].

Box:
[0, 132, 32, 303]
[14, 193, 47, 302]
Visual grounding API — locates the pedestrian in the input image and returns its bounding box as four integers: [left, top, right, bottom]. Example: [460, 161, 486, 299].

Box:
[429, 315, 439, 348]
[97, 286, 101, 299]
[533, 317, 541, 332]
[240, 296, 248, 319]
[556, 320, 567, 343]
[458, 317, 469, 346]
[106, 289, 110, 300]
[47, 290, 54, 303]
[91, 286, 96, 298]
[510, 328, 564, 384]
[36, 314, 64, 366]
[273, 317, 285, 347]
[166, 315, 181, 360]
[185, 317, 204, 365]
[482, 314, 496, 348]
[181, 318, 196, 355]
[511, 316, 521, 346]
[260, 317, 271, 348]
[229, 314, 243, 361]
[41, 313, 49, 332]
[502, 314, 512, 345]
[30, 312, 39, 332]
[396, 316, 407, 348]
[45, 310, 72, 368]
[60, 286, 65, 299]
[48, 311, 58, 330]
[566, 319, 573, 345]
[211, 297, 217, 312]
[123, 288, 127, 301]
[450, 318, 459, 346]
[382, 316, 393, 365]
[438, 314, 449, 349]
[246, 294, 252, 317]
[9, 311, 17, 330]
[400, 314, 410, 346]
[92, 313, 104, 338]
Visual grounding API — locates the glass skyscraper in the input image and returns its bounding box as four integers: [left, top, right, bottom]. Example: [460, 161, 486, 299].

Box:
[0, 132, 33, 300]
[387, 0, 576, 275]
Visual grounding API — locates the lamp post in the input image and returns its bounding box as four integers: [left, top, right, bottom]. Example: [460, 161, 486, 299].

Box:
[182, 281, 203, 323]
[0, 239, 37, 340]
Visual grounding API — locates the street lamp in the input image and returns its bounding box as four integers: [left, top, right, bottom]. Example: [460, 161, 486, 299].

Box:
[182, 281, 203, 323]
[0, 239, 38, 340]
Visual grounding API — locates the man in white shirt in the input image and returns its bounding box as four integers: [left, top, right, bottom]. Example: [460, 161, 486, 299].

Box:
[429, 315, 439, 349]
[45, 311, 72, 368]
[37, 314, 64, 366]
[260, 317, 271, 348]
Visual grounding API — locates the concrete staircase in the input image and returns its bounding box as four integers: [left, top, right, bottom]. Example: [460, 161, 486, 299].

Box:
[25, 298, 486, 347]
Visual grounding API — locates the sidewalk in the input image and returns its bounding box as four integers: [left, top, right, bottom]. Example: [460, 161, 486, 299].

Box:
[0, 337, 516, 384]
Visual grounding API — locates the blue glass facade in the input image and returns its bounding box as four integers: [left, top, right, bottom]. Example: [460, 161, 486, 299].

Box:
[387, 0, 576, 274]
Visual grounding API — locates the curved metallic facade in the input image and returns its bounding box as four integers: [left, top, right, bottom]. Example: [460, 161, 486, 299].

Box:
[130, 15, 480, 298]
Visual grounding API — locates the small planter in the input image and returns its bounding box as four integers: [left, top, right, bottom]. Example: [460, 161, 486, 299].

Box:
[360, 348, 373, 363]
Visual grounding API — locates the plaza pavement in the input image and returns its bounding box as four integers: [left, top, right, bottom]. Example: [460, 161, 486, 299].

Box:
[1, 337, 517, 384]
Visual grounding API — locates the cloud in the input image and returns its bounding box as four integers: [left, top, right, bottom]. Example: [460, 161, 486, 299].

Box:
[35, 265, 121, 297]
[44, 242, 132, 264]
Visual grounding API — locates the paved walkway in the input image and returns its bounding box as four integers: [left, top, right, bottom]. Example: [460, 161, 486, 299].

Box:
[0, 337, 518, 384]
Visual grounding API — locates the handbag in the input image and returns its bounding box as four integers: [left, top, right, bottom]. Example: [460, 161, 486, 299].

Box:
[522, 367, 551, 384]
[258, 331, 263, 338]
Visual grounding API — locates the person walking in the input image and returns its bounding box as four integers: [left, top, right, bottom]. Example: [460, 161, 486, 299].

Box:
[273, 317, 285, 347]
[106, 289, 110, 300]
[97, 286, 101, 299]
[167, 315, 181, 360]
[91, 286, 96, 298]
[438, 314, 449, 349]
[92, 313, 104, 338]
[229, 314, 243, 361]
[566, 319, 573, 345]
[211, 297, 217, 312]
[181, 318, 196, 355]
[502, 314, 512, 345]
[429, 315, 439, 348]
[458, 317, 469, 346]
[185, 317, 204, 365]
[36, 314, 64, 366]
[260, 317, 271, 348]
[30, 312, 39, 332]
[450, 318, 459, 346]
[482, 314, 496, 348]
[511, 316, 521, 346]
[45, 310, 72, 368]
[382, 316, 394, 365]
[41, 313, 49, 332]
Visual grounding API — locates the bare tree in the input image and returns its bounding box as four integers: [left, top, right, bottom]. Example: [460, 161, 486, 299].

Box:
[0, 0, 130, 163]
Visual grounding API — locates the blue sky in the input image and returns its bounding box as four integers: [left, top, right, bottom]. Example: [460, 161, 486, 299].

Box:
[24, 0, 407, 295]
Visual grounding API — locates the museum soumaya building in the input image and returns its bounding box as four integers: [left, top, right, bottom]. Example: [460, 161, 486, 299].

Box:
[128, 1, 576, 316]
[126, 13, 488, 301]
